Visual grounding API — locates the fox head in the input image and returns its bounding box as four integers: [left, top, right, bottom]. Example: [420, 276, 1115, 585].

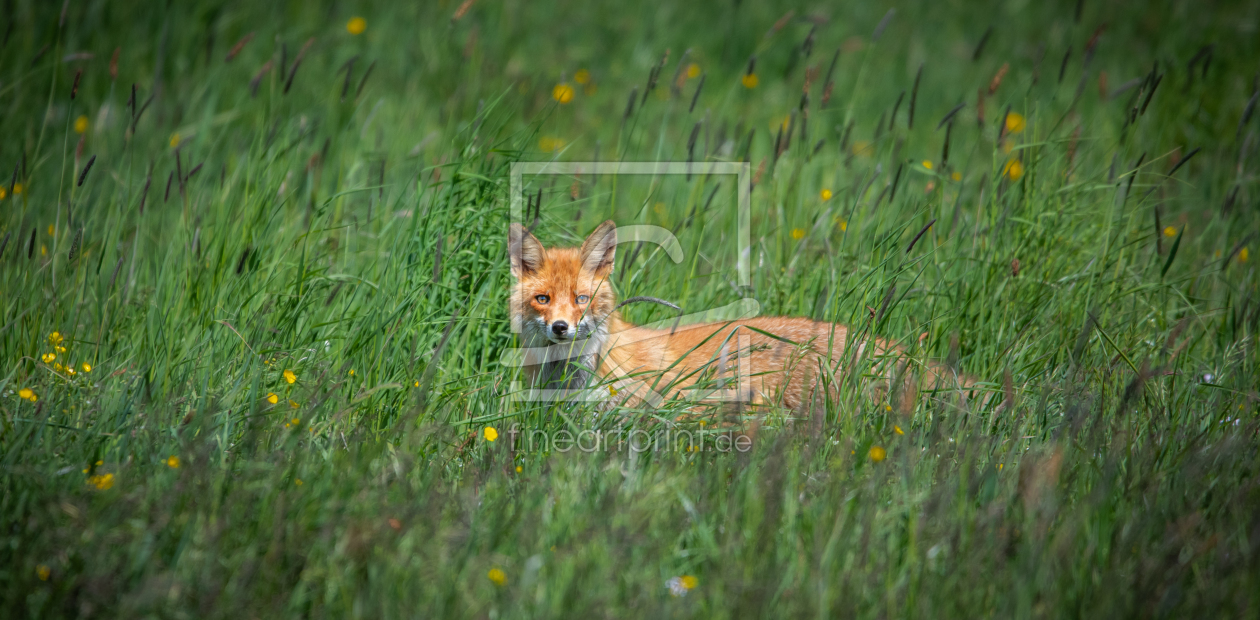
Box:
[509, 220, 618, 345]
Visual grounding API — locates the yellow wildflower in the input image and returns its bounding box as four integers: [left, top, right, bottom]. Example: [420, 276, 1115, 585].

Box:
[668, 575, 698, 596]
[295, 478, 303, 485]
[1238, 248, 1249, 262]
[283, 369, 296, 384]
[1163, 226, 1177, 238]
[574, 69, 591, 84]
[951, 172, 962, 181]
[922, 160, 933, 170]
[552, 83, 575, 104]
[36, 565, 50, 581]
[42, 353, 56, 363]
[166, 456, 180, 468]
[74, 115, 89, 134]
[266, 393, 279, 404]
[869, 446, 887, 462]
[836, 218, 848, 232]
[516, 465, 523, 473]
[791, 228, 806, 241]
[81, 363, 92, 373]
[820, 188, 833, 201]
[1003, 159, 1024, 181]
[49, 332, 63, 345]
[741, 73, 759, 88]
[0, 187, 6, 199]
[487, 567, 507, 586]
[484, 426, 499, 442]
[609, 385, 618, 396]
[169, 133, 180, 148]
[1005, 112, 1026, 133]
[346, 16, 366, 35]
[348, 369, 355, 376]
[88, 473, 114, 490]
[18, 388, 36, 402]
[894, 425, 904, 435]
[687, 63, 701, 79]
[47, 224, 55, 236]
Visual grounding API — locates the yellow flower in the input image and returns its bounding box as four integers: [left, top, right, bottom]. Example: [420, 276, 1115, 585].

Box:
[47, 224, 56, 236]
[668, 575, 698, 596]
[687, 63, 701, 79]
[55, 345, 66, 353]
[951, 172, 962, 181]
[922, 160, 933, 170]
[40, 244, 47, 256]
[820, 188, 833, 201]
[346, 16, 367, 35]
[681, 575, 698, 590]
[1002, 159, 1024, 181]
[538, 136, 565, 153]
[42, 353, 56, 363]
[516, 465, 523, 473]
[484, 426, 499, 442]
[66, 367, 76, 376]
[869, 446, 887, 463]
[289, 399, 299, 409]
[74, 115, 89, 134]
[1005, 112, 1026, 133]
[88, 473, 114, 490]
[19, 388, 36, 402]
[552, 83, 575, 104]
[609, 385, 618, 396]
[295, 478, 303, 485]
[166, 456, 180, 468]
[884, 404, 892, 412]
[1238, 248, 1249, 262]
[36, 565, 50, 581]
[49, 331, 63, 345]
[791, 228, 806, 240]
[836, 219, 848, 232]
[348, 369, 355, 377]
[413, 380, 420, 387]
[283, 369, 296, 384]
[741, 73, 759, 88]
[169, 133, 180, 148]
[13, 182, 22, 194]
[488, 567, 507, 586]
[81, 363, 92, 373]
[894, 425, 904, 435]
[53, 363, 64, 372]
[0, 187, 6, 199]
[851, 140, 874, 157]
[997, 463, 1004, 471]
[574, 69, 591, 84]
[266, 393, 279, 404]
[1163, 226, 1177, 238]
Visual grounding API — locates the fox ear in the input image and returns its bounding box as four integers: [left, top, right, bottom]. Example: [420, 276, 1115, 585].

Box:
[509, 223, 545, 277]
[580, 220, 617, 277]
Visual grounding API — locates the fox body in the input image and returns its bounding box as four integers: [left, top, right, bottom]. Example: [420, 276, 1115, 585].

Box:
[509, 220, 971, 410]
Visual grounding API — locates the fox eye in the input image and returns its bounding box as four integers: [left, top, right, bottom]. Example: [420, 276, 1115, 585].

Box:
[535, 294, 550, 304]
[576, 295, 590, 304]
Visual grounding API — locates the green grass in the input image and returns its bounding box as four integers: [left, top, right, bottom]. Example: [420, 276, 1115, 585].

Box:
[3, 0, 1260, 616]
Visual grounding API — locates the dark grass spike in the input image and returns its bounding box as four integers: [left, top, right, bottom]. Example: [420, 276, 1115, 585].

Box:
[280, 41, 287, 82]
[1166, 147, 1200, 179]
[821, 49, 840, 107]
[187, 163, 203, 179]
[889, 91, 904, 131]
[77, 155, 95, 186]
[1154, 205, 1163, 255]
[284, 38, 315, 95]
[341, 56, 357, 100]
[0, 231, 9, 260]
[138, 172, 151, 214]
[250, 61, 272, 97]
[689, 74, 705, 114]
[1058, 49, 1071, 84]
[875, 284, 896, 326]
[941, 122, 952, 169]
[164, 171, 173, 202]
[799, 113, 807, 149]
[871, 9, 895, 42]
[175, 150, 183, 184]
[1221, 233, 1256, 271]
[1238, 92, 1257, 138]
[1160, 226, 1183, 278]
[108, 255, 124, 292]
[1221, 184, 1239, 216]
[1138, 73, 1161, 116]
[68, 228, 82, 263]
[772, 125, 783, 165]
[622, 87, 638, 122]
[127, 84, 136, 119]
[133, 94, 154, 129]
[235, 246, 250, 275]
[26, 227, 35, 259]
[887, 162, 904, 204]
[741, 128, 755, 162]
[355, 61, 376, 100]
[801, 25, 816, 59]
[998, 104, 1011, 141]
[813, 139, 825, 155]
[70, 68, 81, 99]
[30, 44, 48, 67]
[937, 102, 965, 130]
[669, 49, 691, 97]
[1125, 152, 1145, 196]
[225, 32, 254, 62]
[972, 26, 993, 62]
[1074, 0, 1084, 22]
[9, 163, 16, 197]
[784, 113, 795, 152]
[907, 219, 936, 254]
[908, 64, 922, 128]
[745, 55, 756, 77]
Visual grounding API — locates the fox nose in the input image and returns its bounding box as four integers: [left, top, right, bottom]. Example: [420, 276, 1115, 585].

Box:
[551, 321, 569, 336]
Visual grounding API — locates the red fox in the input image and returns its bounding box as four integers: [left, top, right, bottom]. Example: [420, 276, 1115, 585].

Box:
[509, 220, 977, 411]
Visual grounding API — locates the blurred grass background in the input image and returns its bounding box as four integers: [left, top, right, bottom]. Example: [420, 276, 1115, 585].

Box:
[2, 0, 1259, 616]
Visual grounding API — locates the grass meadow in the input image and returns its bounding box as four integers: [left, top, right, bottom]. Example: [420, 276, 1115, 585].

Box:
[3, 0, 1260, 616]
